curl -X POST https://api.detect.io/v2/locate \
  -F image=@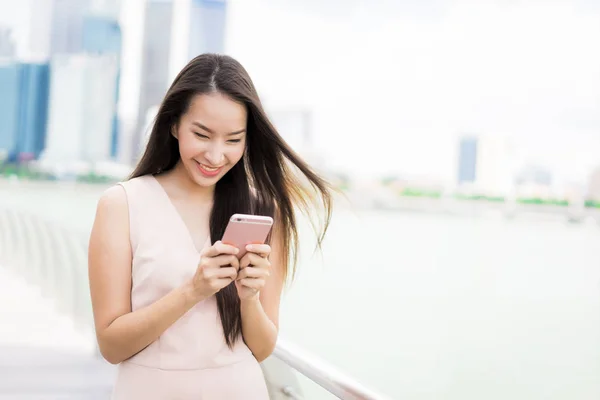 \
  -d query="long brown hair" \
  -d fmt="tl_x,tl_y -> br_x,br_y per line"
129,53 -> 333,347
